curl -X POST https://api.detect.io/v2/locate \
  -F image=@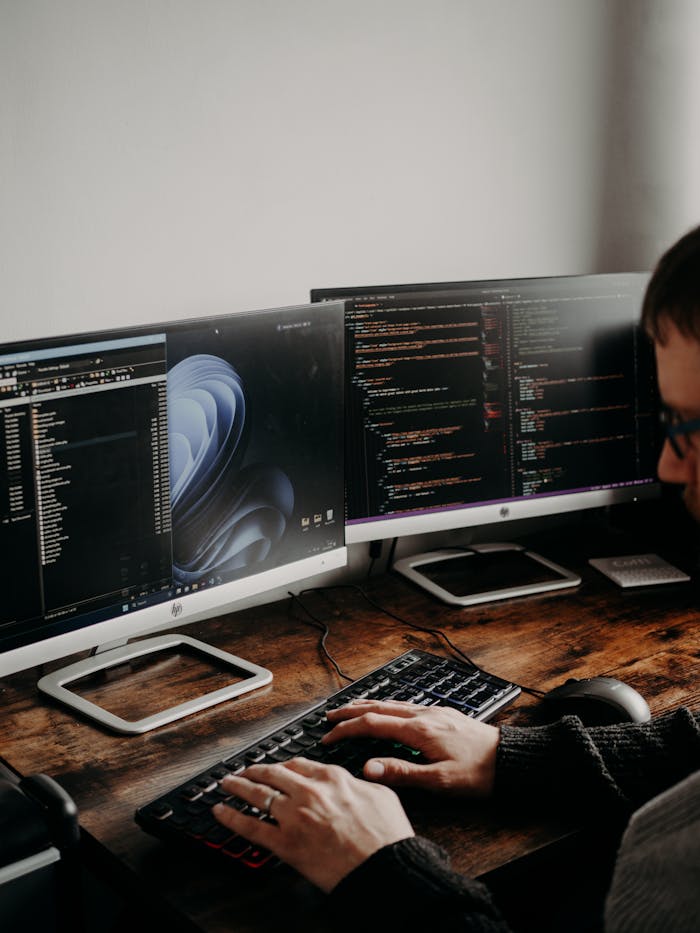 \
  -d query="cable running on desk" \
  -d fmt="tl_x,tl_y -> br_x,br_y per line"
291,584 -> 544,697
